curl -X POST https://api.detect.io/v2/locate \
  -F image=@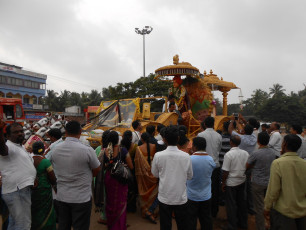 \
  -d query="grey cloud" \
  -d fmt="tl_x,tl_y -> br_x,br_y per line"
0,0 -> 305,103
